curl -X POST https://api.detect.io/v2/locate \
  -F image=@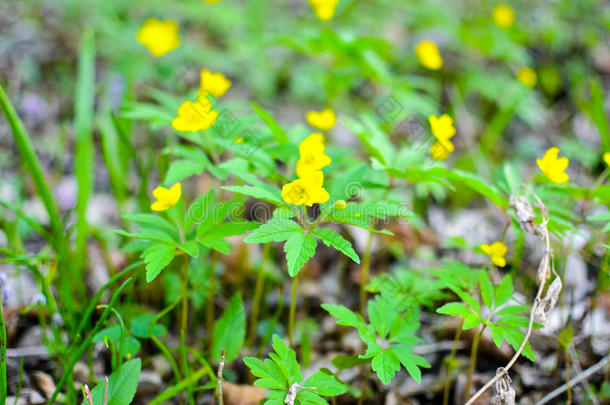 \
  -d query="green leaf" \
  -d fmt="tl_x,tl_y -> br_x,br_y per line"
321,304 -> 374,342
558,326 -> 573,349
179,241 -> 199,258
130,314 -> 168,338
436,302 -> 472,317
392,344 -> 431,383
331,354 -> 369,370
222,185 -> 283,205
244,218 -> 302,243
479,272 -> 494,309
251,102 -> 289,145
123,213 -> 176,234
371,349 -> 400,385
368,295 -> 398,338
141,243 -> 176,282
312,228 -> 360,263
212,293 -> 246,362
284,233 -> 316,277
84,359 -> 141,405
494,275 -> 513,307
165,159 -> 207,184
74,29 -> 96,270
304,369 -> 348,396
242,357 -> 286,390
270,334 -> 302,383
